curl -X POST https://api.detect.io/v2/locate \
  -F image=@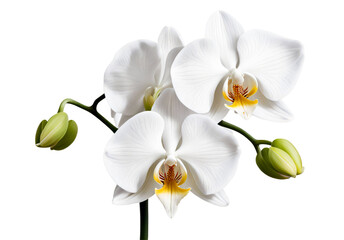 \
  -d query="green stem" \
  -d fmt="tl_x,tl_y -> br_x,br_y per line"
218,120 -> 271,153
255,140 -> 272,145
140,200 -> 149,240
57,94 -> 149,239
57,94 -> 117,133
